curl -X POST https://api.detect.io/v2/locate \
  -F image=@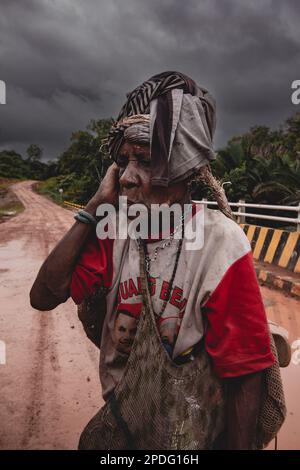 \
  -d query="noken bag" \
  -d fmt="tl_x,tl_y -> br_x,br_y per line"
77,247 -> 226,450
